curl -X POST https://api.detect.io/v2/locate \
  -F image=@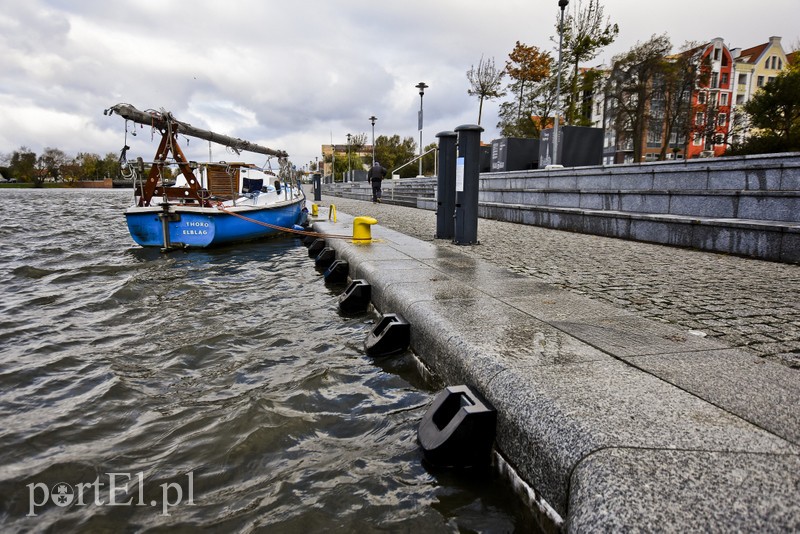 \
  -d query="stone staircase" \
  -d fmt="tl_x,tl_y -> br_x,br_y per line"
324,177 -> 435,208
322,153 -> 800,263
